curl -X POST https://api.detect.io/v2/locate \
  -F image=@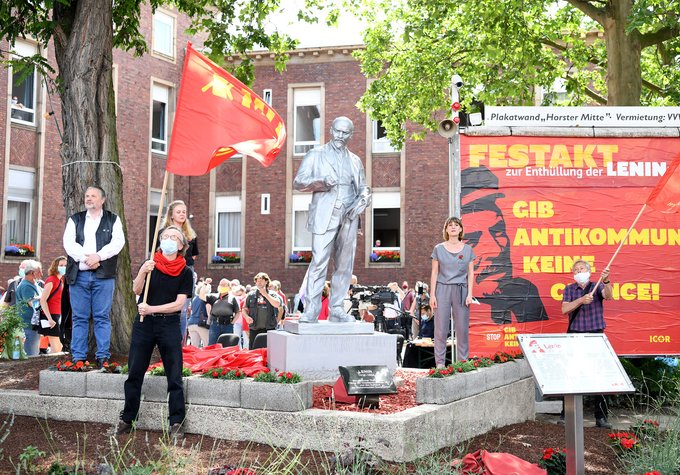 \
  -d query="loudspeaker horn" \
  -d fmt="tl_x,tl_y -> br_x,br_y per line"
437,119 -> 457,138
